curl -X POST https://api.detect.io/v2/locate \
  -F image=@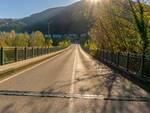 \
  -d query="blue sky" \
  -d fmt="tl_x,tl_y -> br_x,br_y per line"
0,0 -> 80,18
